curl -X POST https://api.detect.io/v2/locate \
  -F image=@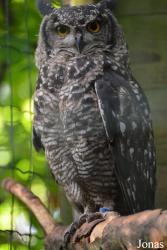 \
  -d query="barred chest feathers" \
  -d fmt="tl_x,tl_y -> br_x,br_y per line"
34,53 -> 119,212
